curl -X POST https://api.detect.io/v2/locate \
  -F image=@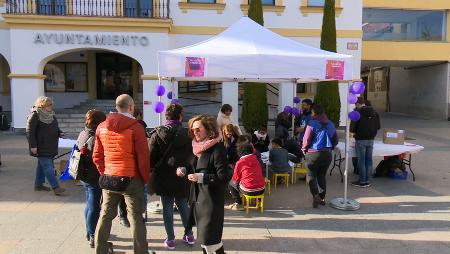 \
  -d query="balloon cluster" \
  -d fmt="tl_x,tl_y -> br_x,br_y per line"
347,81 -> 366,121
153,84 -> 179,114
283,96 -> 302,117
